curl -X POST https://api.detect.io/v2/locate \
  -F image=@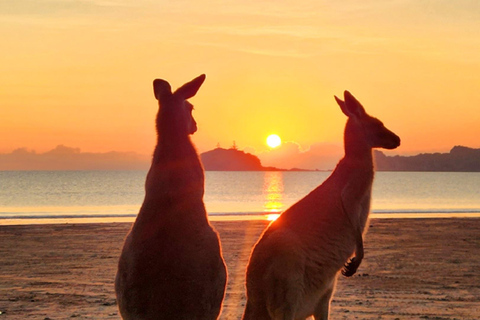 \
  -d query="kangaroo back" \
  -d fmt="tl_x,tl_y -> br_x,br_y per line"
115,75 -> 227,320
243,91 -> 400,320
